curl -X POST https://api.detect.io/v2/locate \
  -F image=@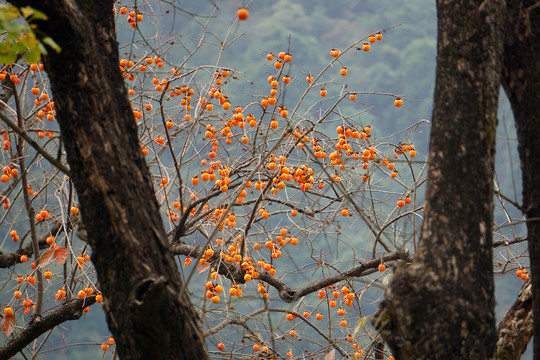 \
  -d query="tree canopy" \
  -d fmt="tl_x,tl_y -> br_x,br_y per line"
0,1 -> 537,359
